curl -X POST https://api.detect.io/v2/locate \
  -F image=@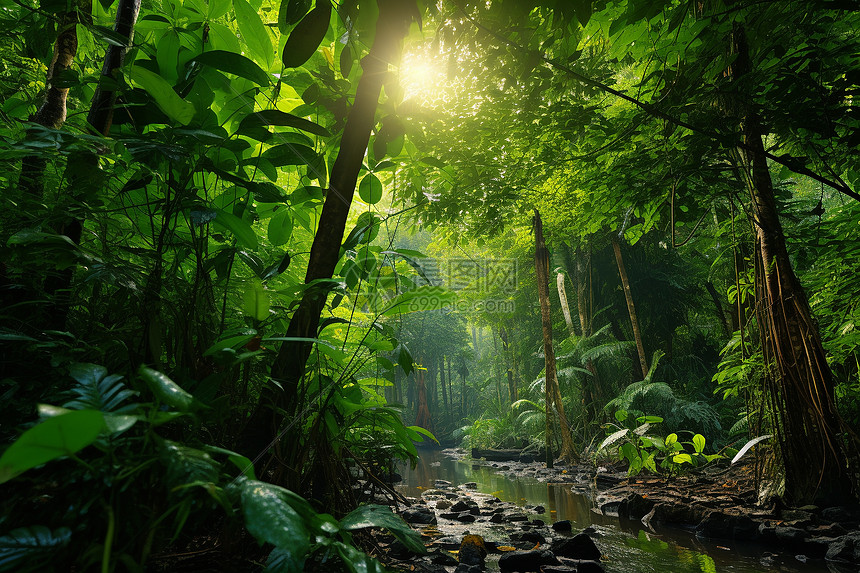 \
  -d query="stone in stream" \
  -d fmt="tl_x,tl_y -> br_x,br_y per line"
825,531 -> 860,565
556,558 -> 605,573
498,549 -> 559,572
551,519 -> 573,532
400,507 -> 436,525
436,499 -> 452,509
510,531 -> 547,546
489,513 -> 506,523
551,533 -> 602,561
452,499 -> 480,513
459,534 -> 487,569
435,479 -> 453,488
